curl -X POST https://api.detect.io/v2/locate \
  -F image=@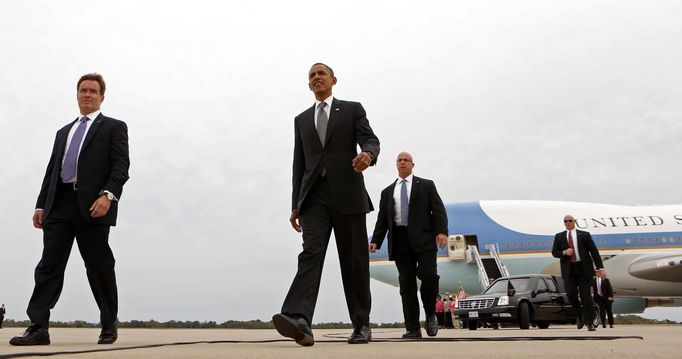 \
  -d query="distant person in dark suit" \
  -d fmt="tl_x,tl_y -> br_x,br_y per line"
551,215 -> 605,331
273,63 -> 380,346
10,73 -> 129,346
369,152 -> 448,339
593,273 -> 614,328
0,304 -> 5,328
